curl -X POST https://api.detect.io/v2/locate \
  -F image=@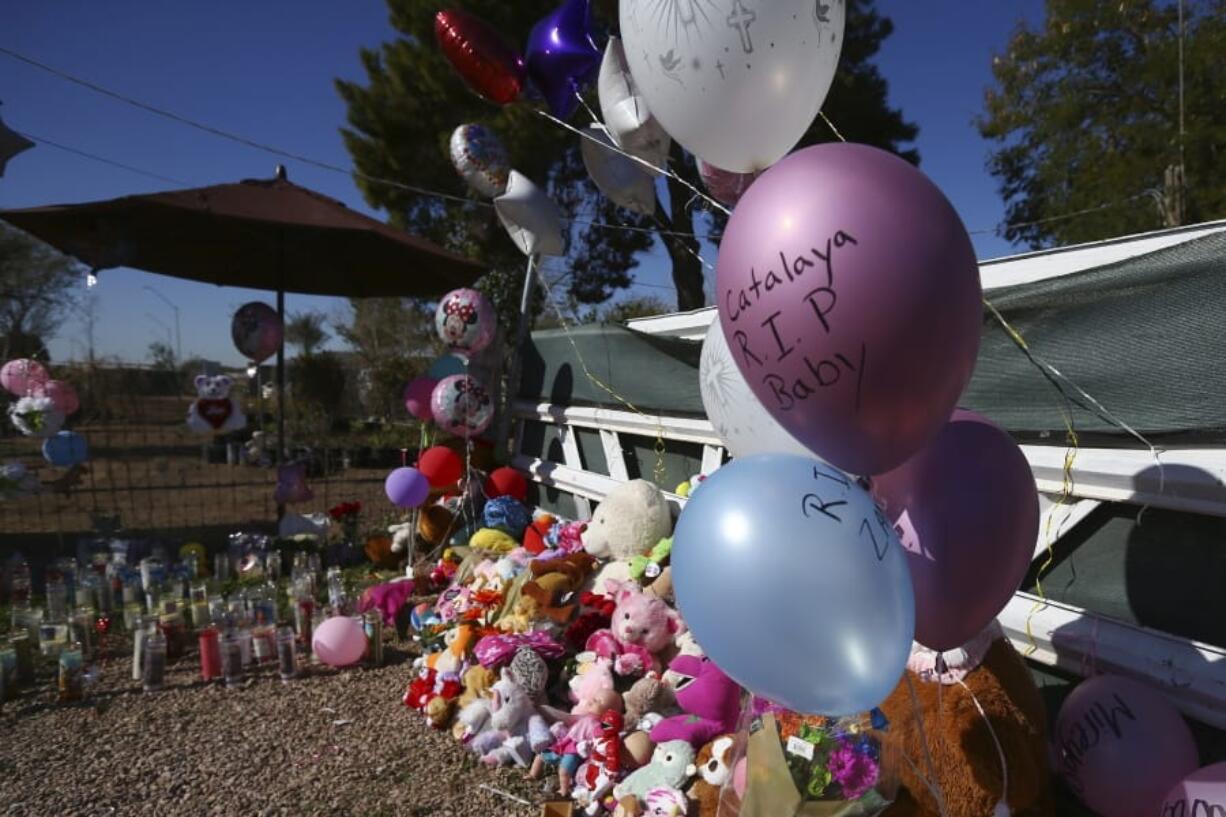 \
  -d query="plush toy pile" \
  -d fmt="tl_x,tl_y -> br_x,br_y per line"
400,477 -> 751,816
